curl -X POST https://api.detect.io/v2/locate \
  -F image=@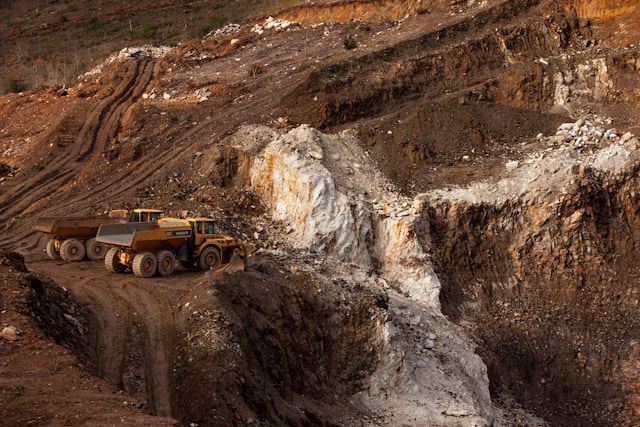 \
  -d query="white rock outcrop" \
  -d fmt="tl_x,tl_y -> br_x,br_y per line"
250,127 -> 372,266
249,125 -> 441,307
553,57 -> 614,109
